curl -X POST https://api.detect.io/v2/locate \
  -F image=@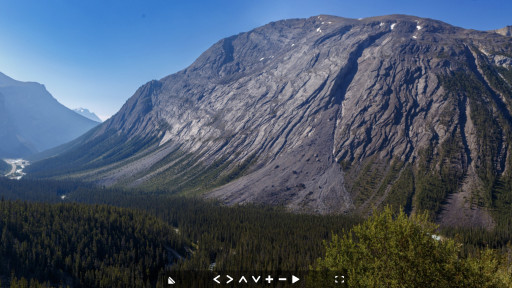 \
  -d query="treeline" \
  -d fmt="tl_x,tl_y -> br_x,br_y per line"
0,200 -> 187,287
0,177 -> 85,203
